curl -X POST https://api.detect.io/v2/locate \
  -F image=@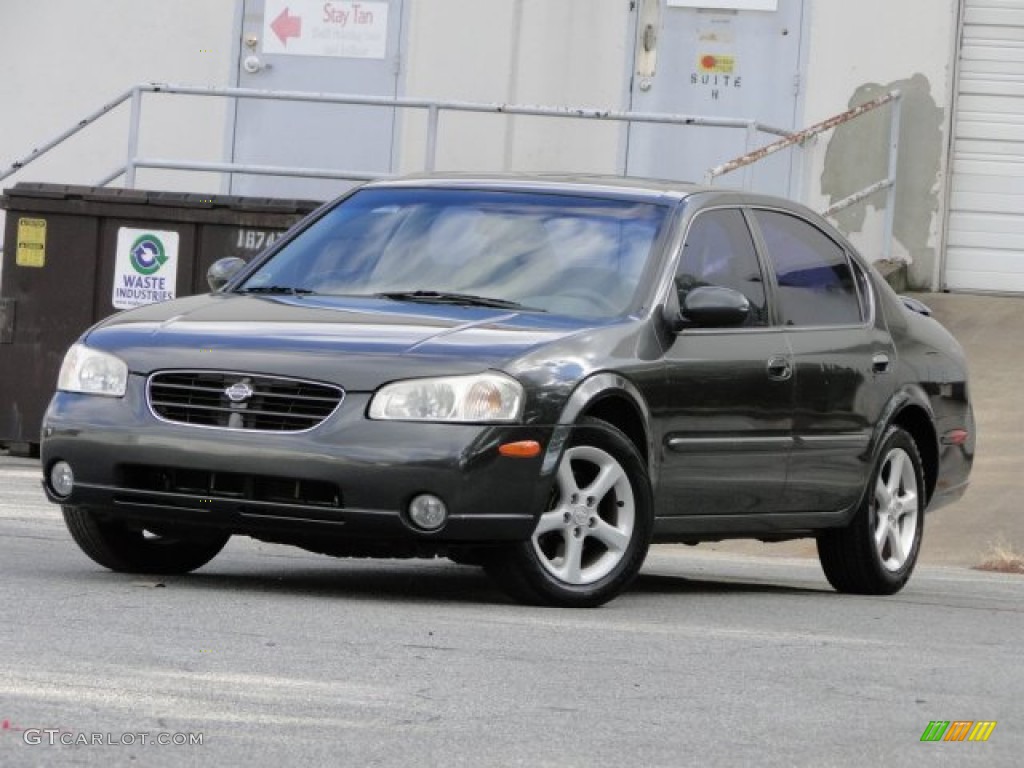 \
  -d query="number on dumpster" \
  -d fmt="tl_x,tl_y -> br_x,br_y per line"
236,230 -> 280,251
